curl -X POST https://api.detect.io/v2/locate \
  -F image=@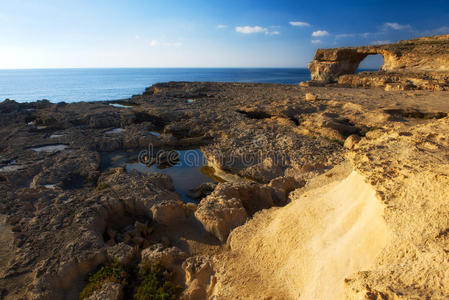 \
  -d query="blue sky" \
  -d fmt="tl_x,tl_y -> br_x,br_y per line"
0,0 -> 448,68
